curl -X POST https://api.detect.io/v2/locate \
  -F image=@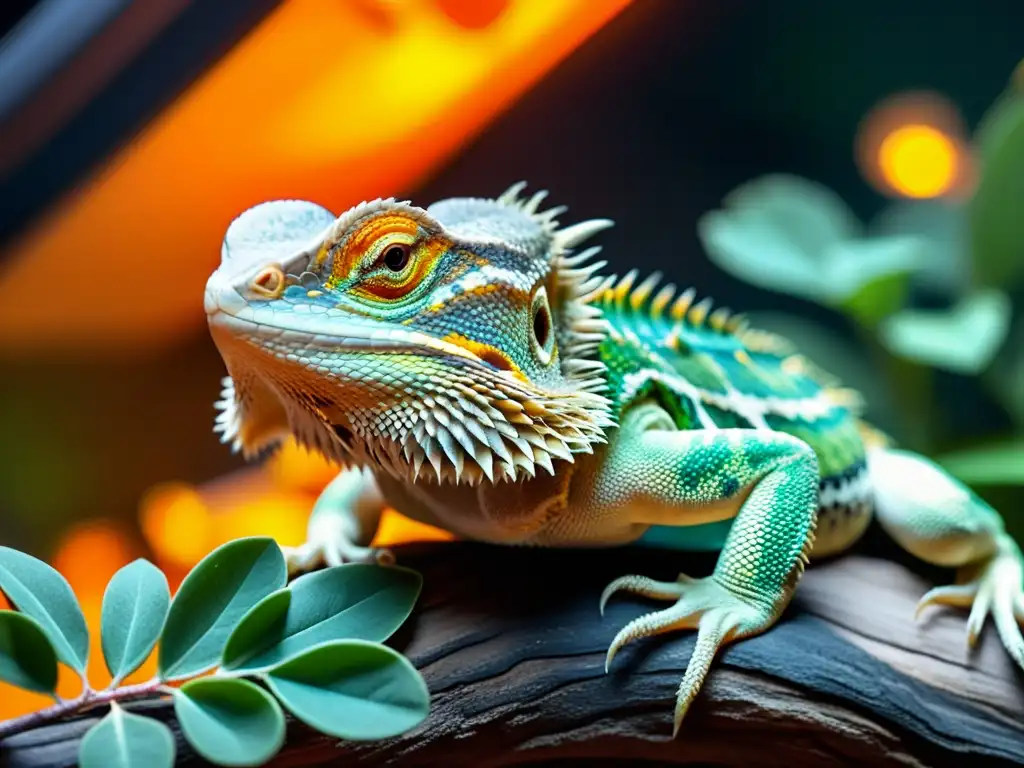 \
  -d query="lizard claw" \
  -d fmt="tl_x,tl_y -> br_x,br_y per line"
600,571 -> 766,735
283,509 -> 394,578
915,535 -> 1024,667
